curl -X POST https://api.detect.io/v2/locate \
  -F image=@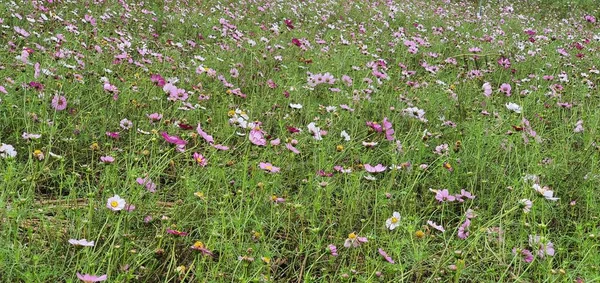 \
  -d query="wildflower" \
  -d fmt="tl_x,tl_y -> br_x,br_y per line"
136,177 -> 157,193
383,117 -> 395,141
366,121 -> 383,132
512,248 -> 534,263
433,189 -> 455,202
33,149 -> 45,160
364,164 -> 386,173
499,83 -> 512,96
120,119 -> 133,130
415,230 -> 426,238
286,143 -> 300,154
482,82 -> 492,97
307,122 -> 323,140
22,132 -> 42,140
505,102 -> 522,113
532,184 -> 559,201
378,248 -> 395,264
51,95 -> 67,111
455,189 -> 475,202
0,144 -> 17,158
249,127 -> 267,146
106,195 -> 126,211
574,120 -> 584,133
105,131 -> 120,139
196,124 -> 214,144
271,195 -> 285,203
166,229 -> 188,236
68,239 -> 95,247
100,156 -> 114,163
147,113 -> 163,123
457,219 -> 471,239
259,162 -> 280,173
76,273 -> 107,283
519,199 -> 533,213
193,152 -> 207,167
529,235 -> 555,258
191,241 -> 213,256
289,103 -> 303,109
328,244 -> 338,256
385,212 -> 401,230
344,232 -> 368,248
427,221 -> 445,232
